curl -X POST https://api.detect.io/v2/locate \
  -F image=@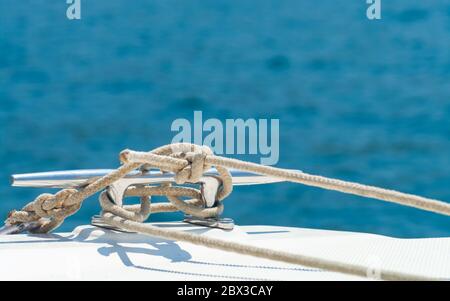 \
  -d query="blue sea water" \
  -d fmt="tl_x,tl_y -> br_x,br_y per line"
0,0 -> 449,237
